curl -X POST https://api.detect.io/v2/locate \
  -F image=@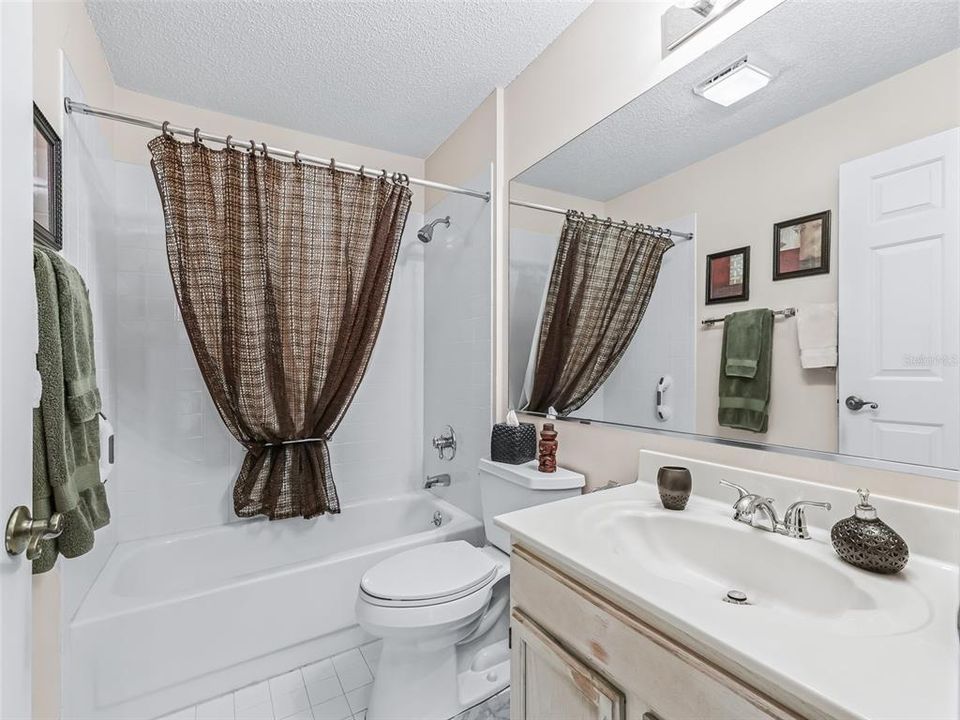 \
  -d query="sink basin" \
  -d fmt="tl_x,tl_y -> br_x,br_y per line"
587,501 -> 930,636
